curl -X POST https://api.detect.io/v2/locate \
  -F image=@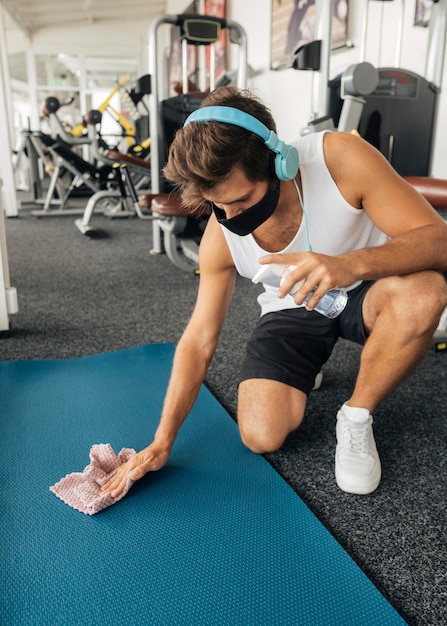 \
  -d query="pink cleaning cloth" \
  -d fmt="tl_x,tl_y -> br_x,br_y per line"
50,443 -> 136,515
